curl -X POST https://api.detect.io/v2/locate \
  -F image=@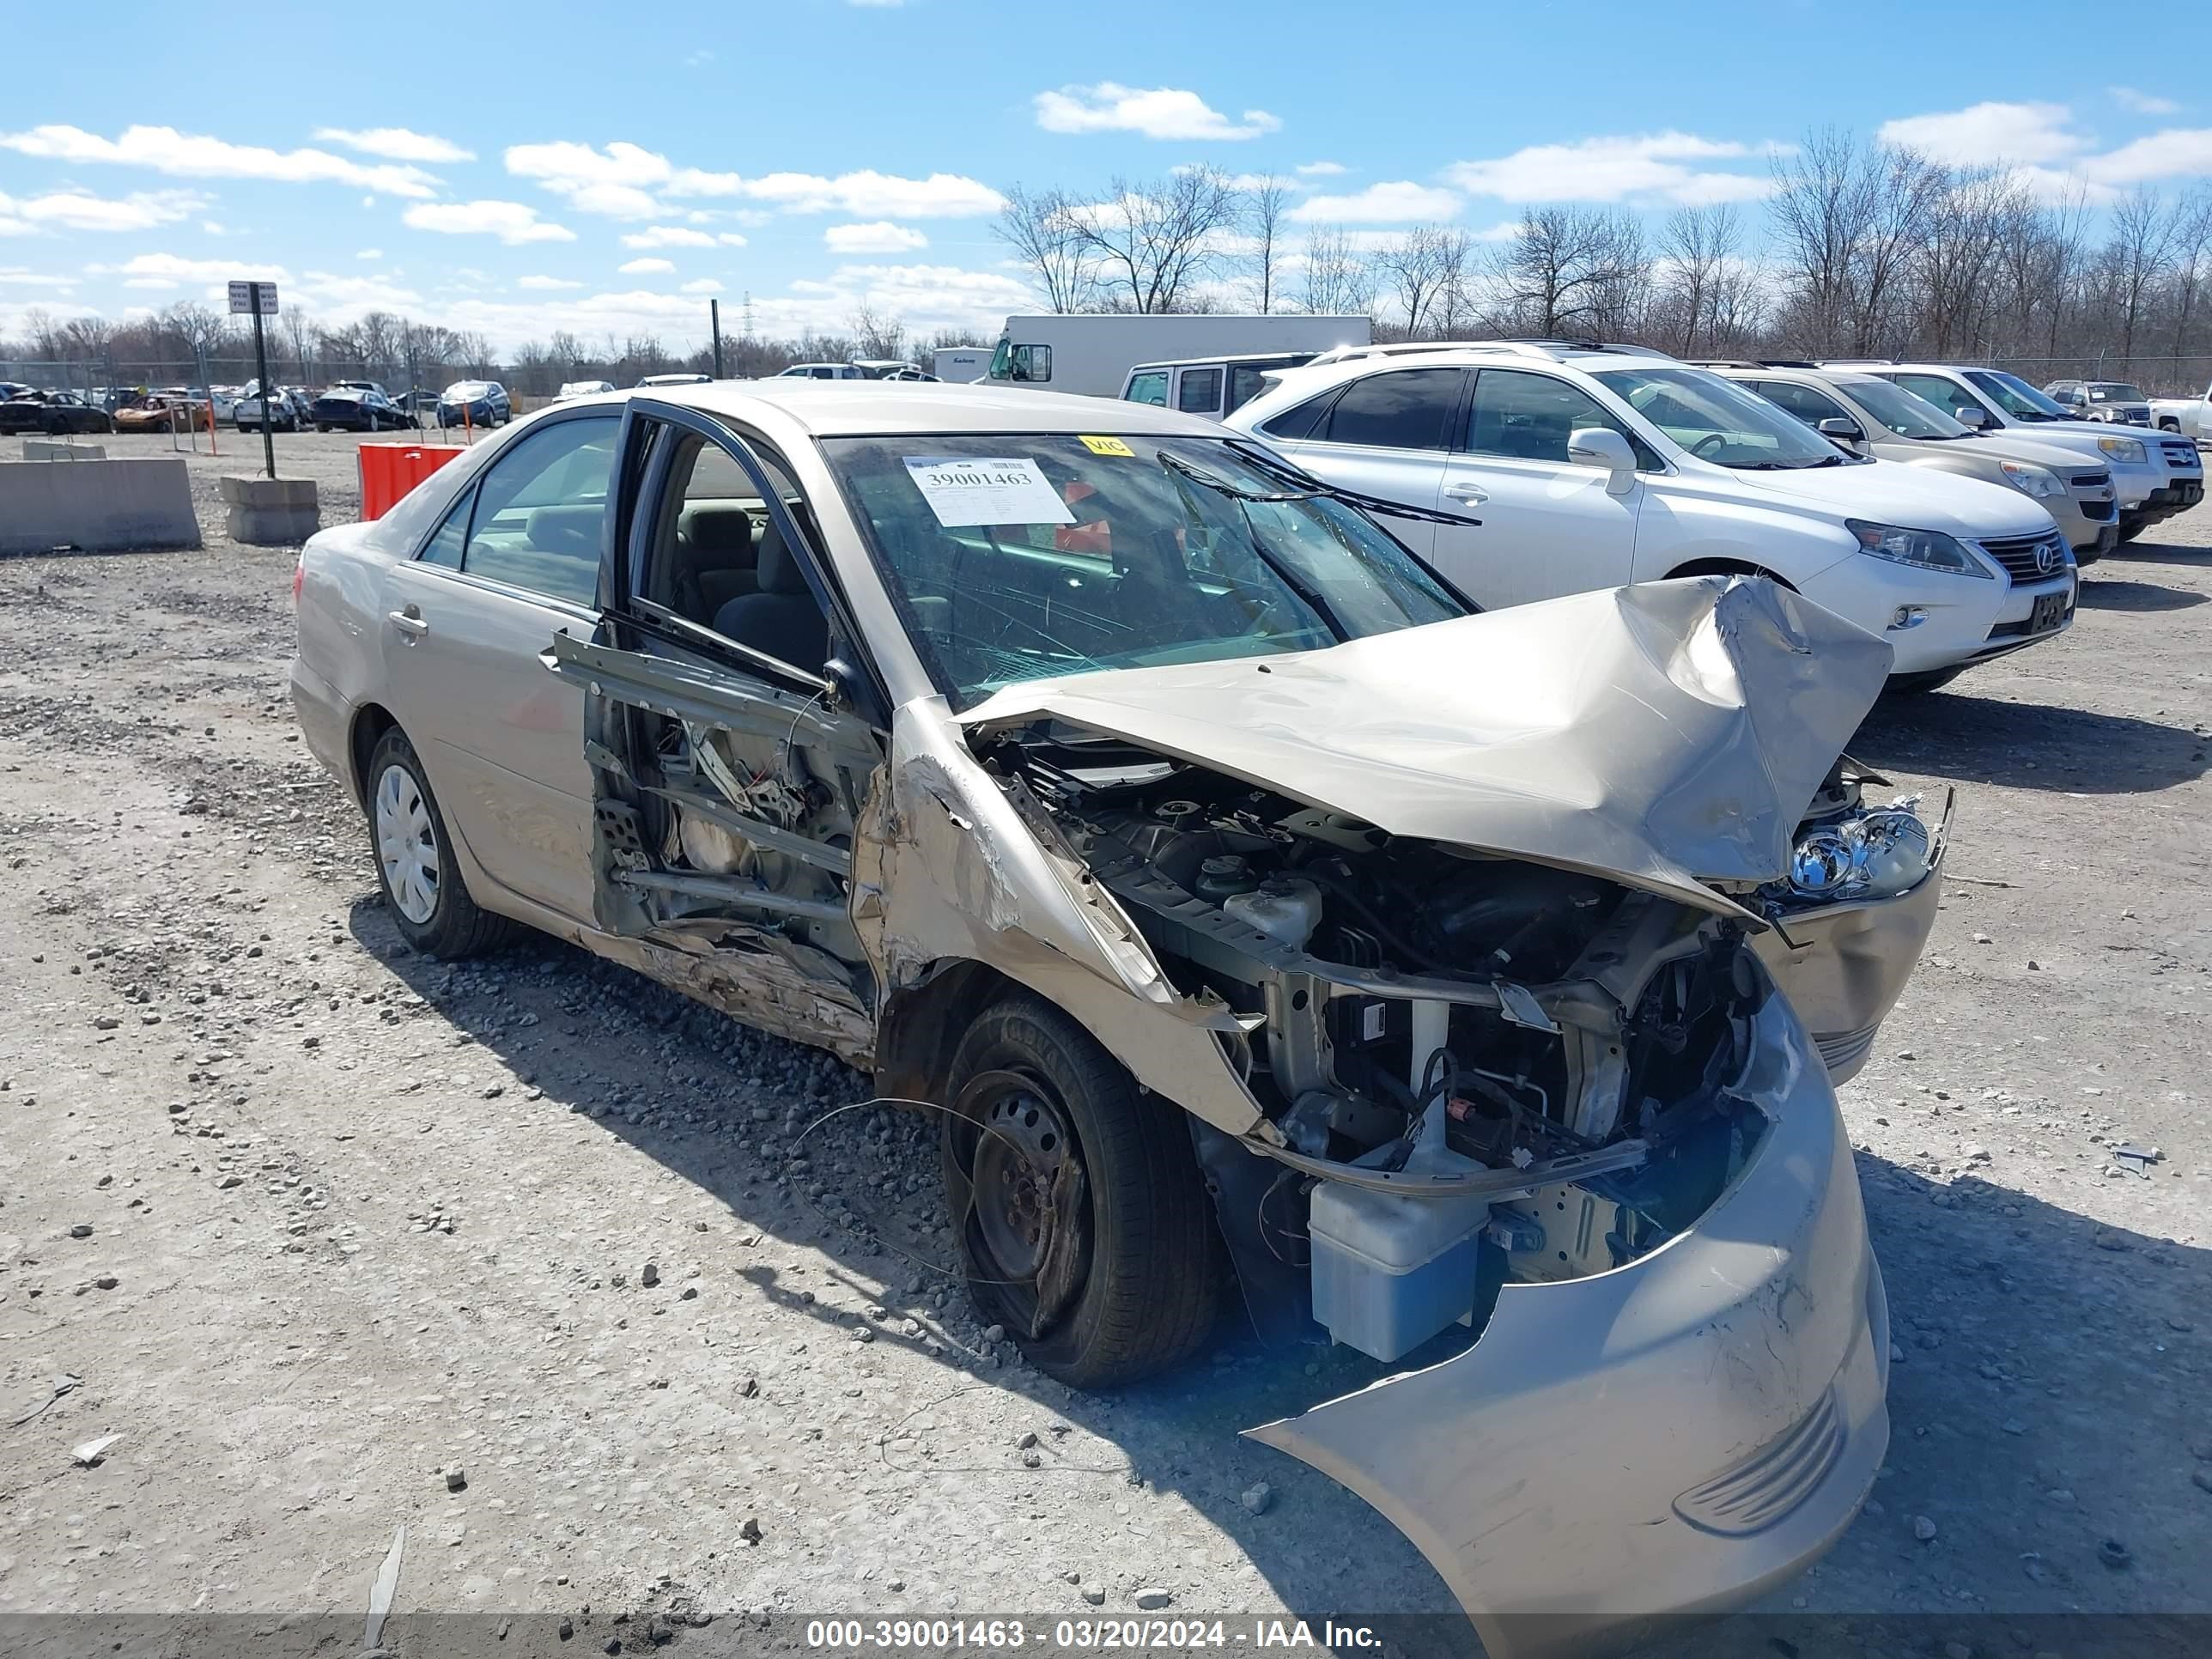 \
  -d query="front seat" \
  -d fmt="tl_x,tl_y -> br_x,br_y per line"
676,503 -> 760,623
712,516 -> 829,669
